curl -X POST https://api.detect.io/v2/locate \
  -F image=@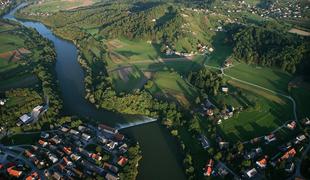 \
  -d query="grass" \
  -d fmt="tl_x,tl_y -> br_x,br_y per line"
225,62 -> 292,93
0,33 -> 24,53
216,80 -> 293,142
205,32 -> 233,67
110,65 -> 145,93
22,0 -> 100,13
148,71 -> 198,107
